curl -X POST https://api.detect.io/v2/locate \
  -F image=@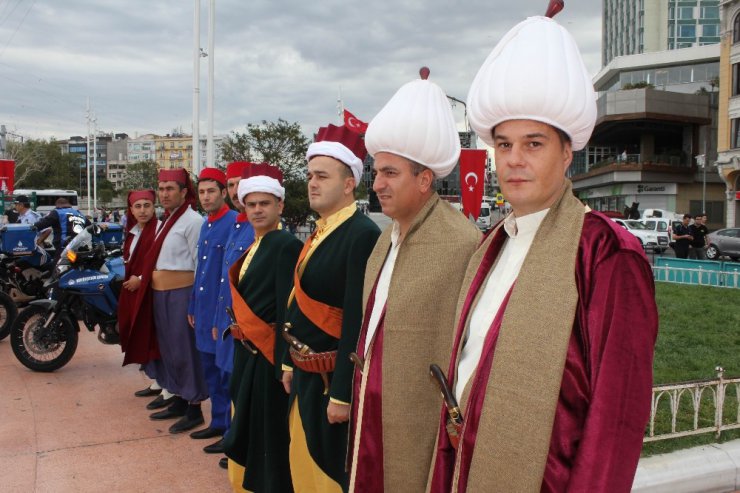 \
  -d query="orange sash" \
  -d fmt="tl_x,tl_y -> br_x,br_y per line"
293,236 -> 343,339
227,249 -> 276,365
